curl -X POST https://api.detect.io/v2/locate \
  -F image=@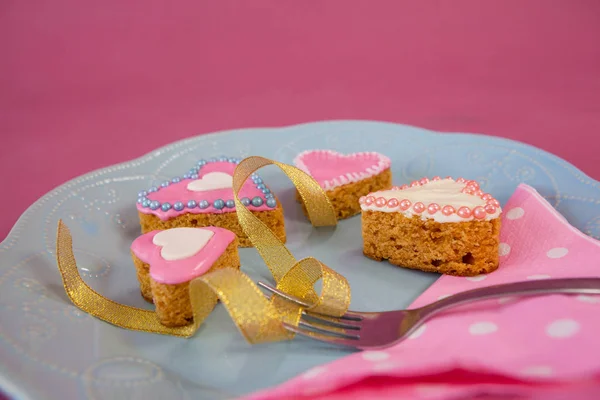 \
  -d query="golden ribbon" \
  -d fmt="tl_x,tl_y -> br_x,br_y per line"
55,156 -> 351,343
